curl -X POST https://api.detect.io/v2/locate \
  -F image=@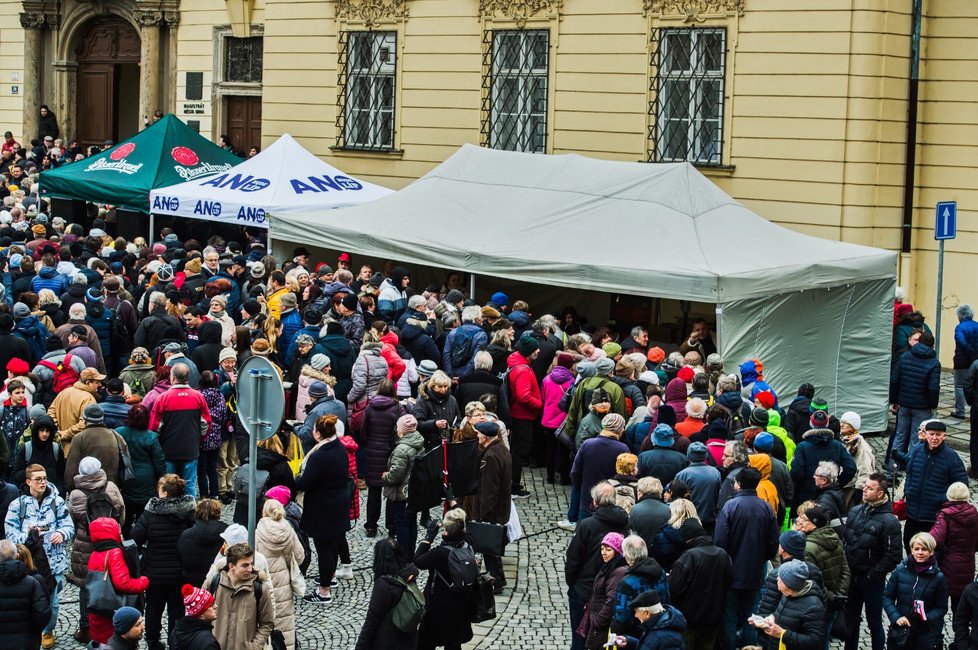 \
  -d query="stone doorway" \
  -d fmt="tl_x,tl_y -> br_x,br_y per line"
74,17 -> 141,149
